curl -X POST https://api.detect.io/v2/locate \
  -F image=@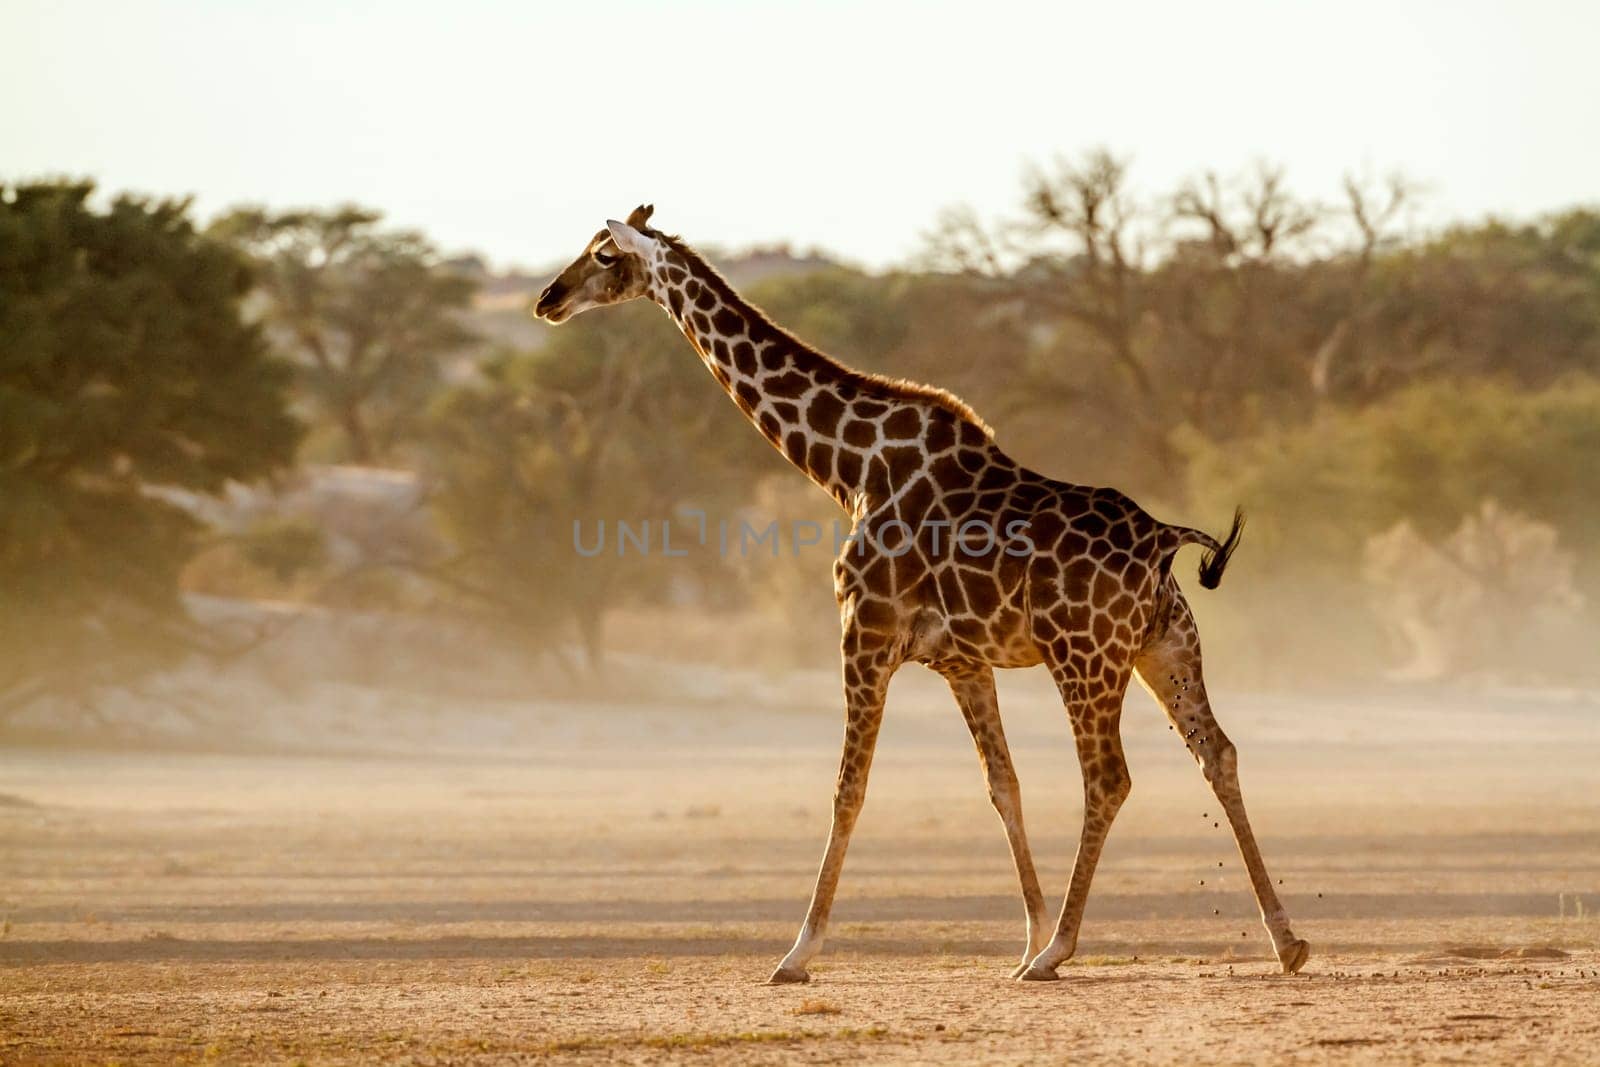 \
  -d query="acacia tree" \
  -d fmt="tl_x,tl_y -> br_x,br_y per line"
0,181 -> 301,718
425,290 -> 779,670
924,150 -> 1415,493
422,320 -> 658,673
1354,208 -> 1600,395
211,207 -> 476,464
421,279 -> 843,672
